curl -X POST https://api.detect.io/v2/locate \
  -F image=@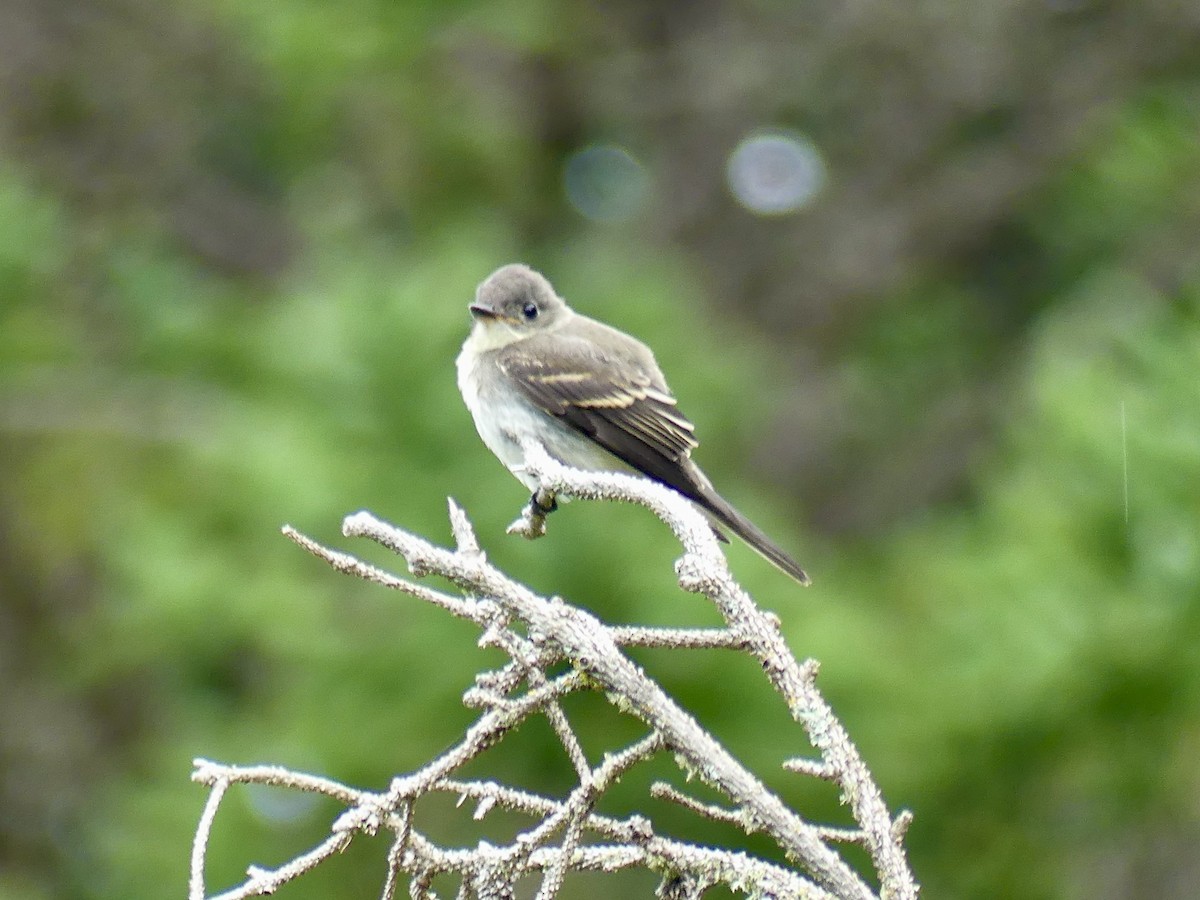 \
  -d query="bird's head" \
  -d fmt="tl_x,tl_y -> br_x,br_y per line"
469,264 -> 570,341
